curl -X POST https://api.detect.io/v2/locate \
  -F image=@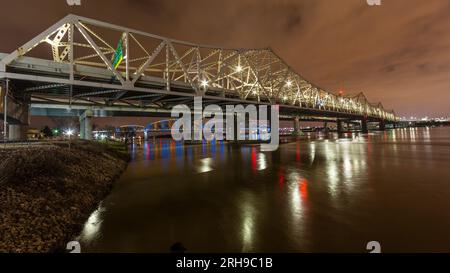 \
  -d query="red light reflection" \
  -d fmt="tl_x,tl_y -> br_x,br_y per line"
278,167 -> 285,189
251,147 -> 257,172
299,179 -> 308,200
